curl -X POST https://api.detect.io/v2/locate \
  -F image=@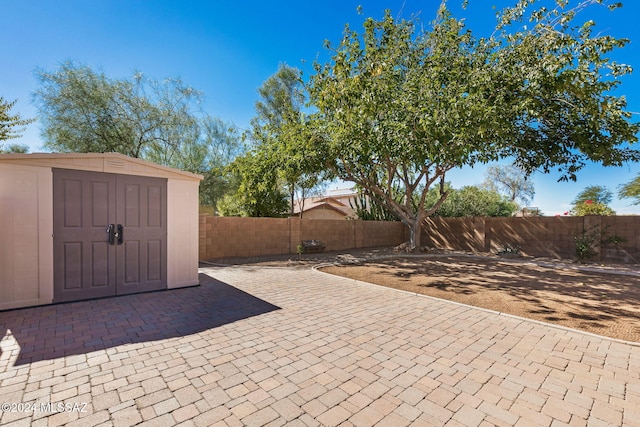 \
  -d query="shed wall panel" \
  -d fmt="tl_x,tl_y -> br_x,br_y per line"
0,164 -> 53,310
167,179 -> 200,289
